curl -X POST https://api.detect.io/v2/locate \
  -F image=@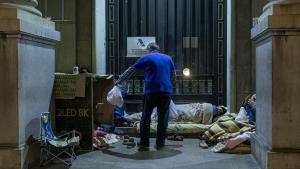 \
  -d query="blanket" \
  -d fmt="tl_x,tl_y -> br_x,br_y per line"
203,114 -> 255,142
175,103 -> 213,124
125,102 -> 214,124
135,122 -> 211,135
